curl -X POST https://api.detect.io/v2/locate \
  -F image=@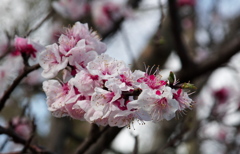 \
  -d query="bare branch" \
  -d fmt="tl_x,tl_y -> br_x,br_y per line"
0,125 -> 52,154
168,0 -> 195,69
133,135 -> 139,154
177,35 -> 240,82
75,125 -> 110,154
25,9 -> 54,37
0,64 -> 40,111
